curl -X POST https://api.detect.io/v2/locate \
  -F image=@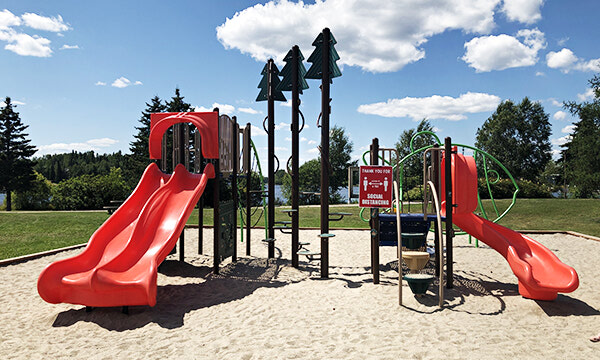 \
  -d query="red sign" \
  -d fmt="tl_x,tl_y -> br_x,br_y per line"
359,166 -> 393,208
